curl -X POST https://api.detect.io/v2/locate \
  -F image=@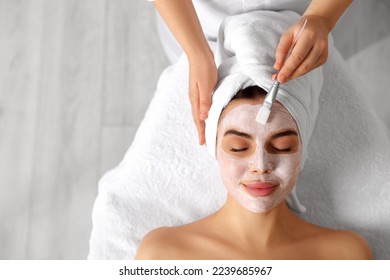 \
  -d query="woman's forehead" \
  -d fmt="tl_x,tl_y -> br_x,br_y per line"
219,101 -> 298,133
